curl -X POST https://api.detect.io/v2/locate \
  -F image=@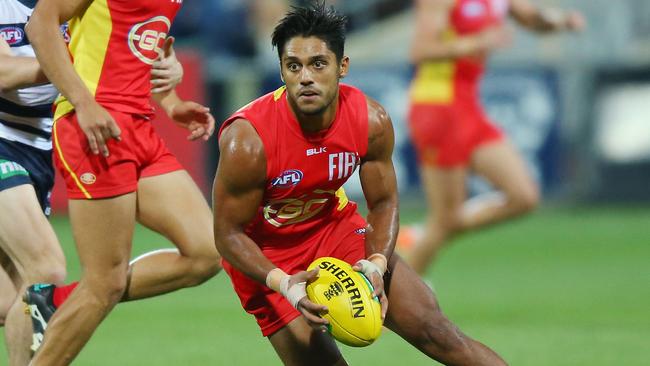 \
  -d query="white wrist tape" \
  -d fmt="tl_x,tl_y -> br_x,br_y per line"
280,276 -> 307,309
266,268 -> 307,309
265,268 -> 288,293
357,253 -> 388,278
